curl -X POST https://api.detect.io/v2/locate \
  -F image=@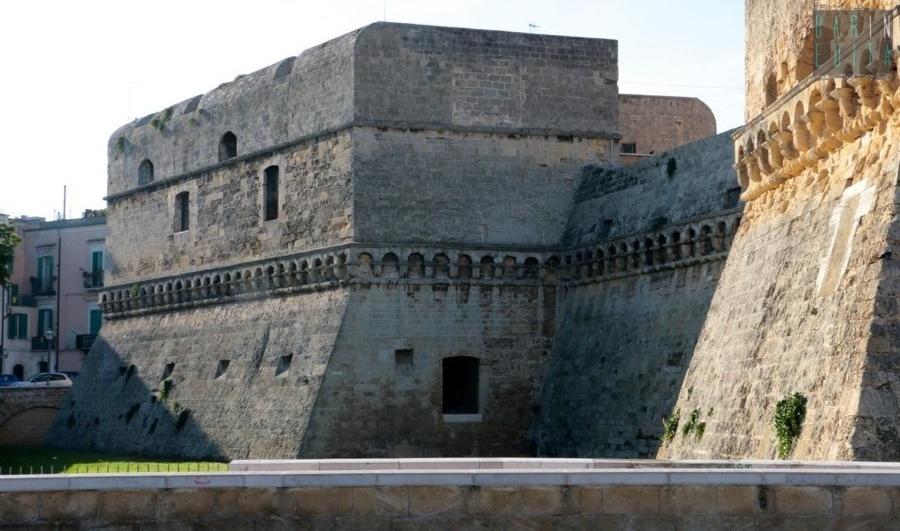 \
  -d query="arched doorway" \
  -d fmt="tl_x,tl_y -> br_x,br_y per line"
12,364 -> 24,381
